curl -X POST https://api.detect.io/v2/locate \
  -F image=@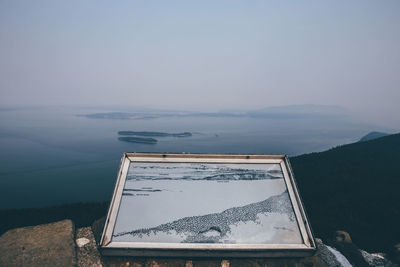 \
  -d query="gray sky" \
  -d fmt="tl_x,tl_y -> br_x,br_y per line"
0,1 -> 399,126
